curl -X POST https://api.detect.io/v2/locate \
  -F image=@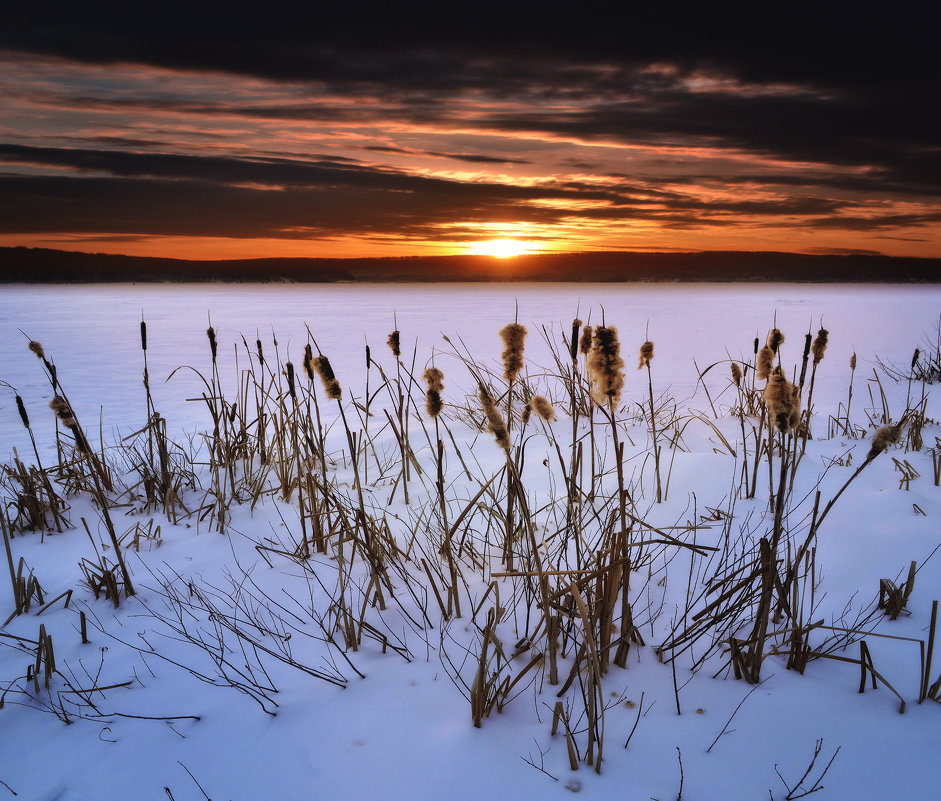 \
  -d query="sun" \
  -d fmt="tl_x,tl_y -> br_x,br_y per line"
470,239 -> 531,258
